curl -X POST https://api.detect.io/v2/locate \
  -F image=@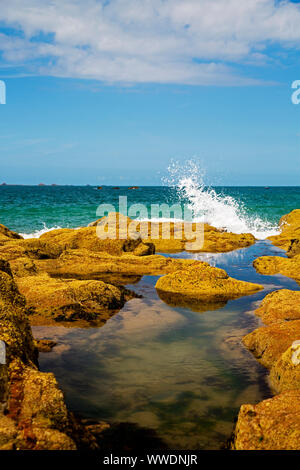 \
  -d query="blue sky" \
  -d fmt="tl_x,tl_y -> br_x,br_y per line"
0,0 -> 300,185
